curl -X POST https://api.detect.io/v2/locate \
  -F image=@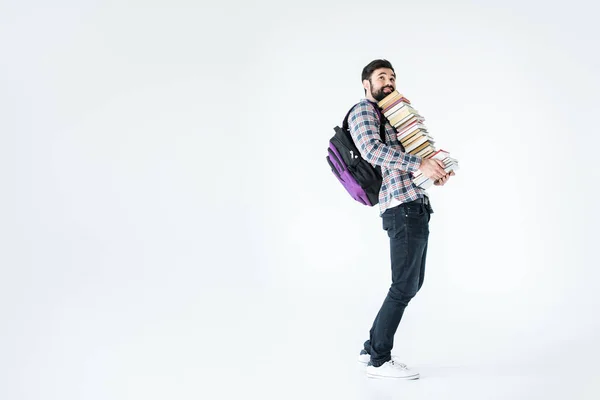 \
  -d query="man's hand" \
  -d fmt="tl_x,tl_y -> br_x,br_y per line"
434,170 -> 455,186
418,158 -> 447,181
